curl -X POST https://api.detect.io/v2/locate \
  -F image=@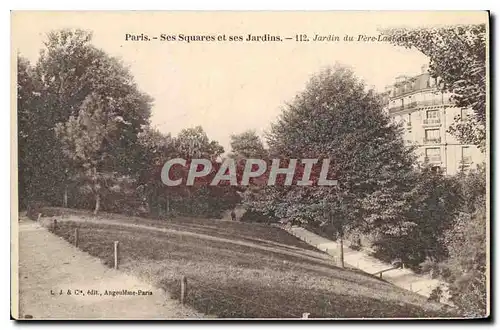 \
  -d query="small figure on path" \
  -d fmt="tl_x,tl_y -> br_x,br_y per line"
230,210 -> 236,221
